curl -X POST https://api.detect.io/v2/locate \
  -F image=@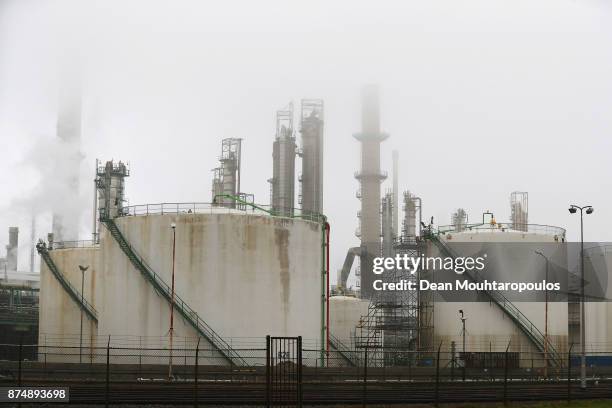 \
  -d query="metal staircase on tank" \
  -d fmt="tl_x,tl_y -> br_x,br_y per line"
101,217 -> 247,366
425,232 -> 563,368
328,333 -> 361,367
36,242 -> 98,323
